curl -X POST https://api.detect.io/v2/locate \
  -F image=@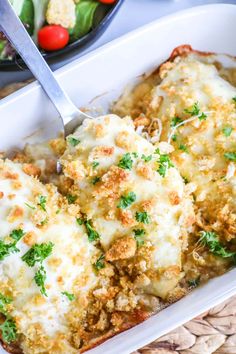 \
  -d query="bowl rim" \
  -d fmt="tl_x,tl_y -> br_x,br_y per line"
0,0 -> 124,69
